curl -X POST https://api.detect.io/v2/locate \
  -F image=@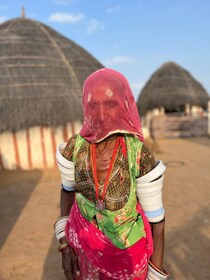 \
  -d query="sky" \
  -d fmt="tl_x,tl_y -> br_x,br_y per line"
0,0 -> 210,99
